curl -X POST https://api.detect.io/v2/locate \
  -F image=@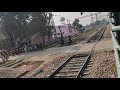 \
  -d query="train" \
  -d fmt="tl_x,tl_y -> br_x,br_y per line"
108,12 -> 120,78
